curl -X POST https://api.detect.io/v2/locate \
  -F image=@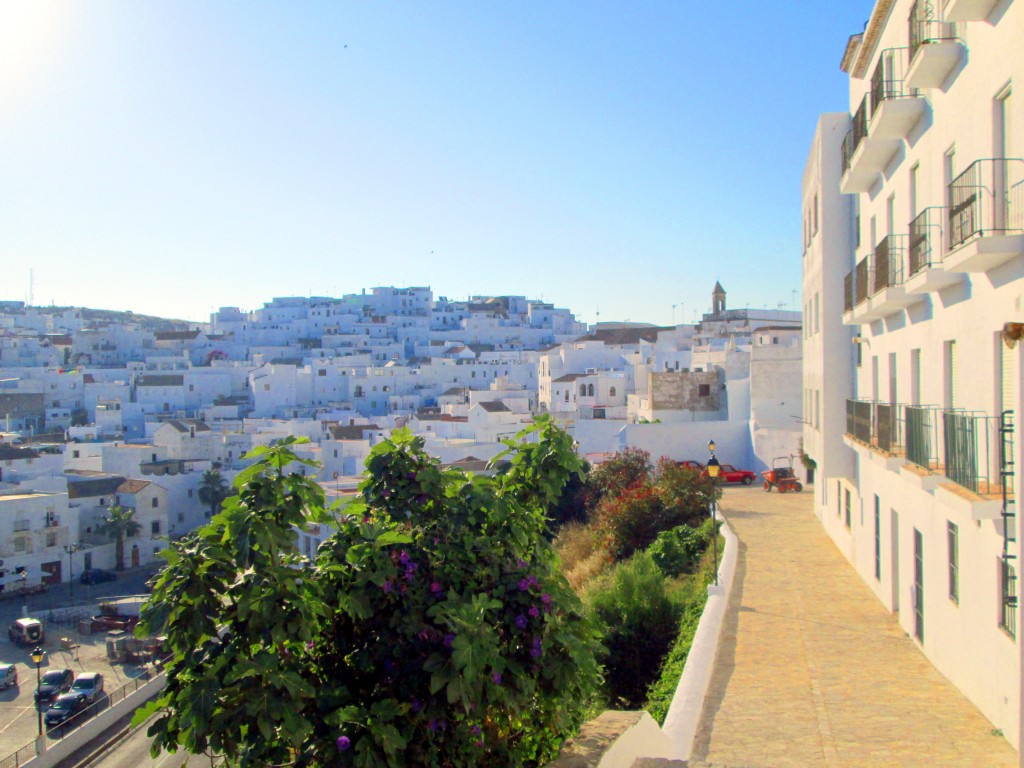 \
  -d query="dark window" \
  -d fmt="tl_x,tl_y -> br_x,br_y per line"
874,496 -> 881,581
948,522 -> 959,603
698,384 -> 711,397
